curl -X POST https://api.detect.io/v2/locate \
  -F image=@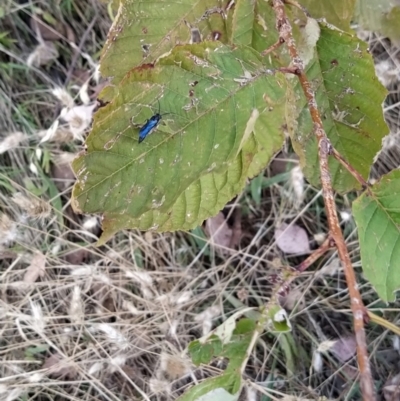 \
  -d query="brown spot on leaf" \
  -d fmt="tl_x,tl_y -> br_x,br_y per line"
125,63 -> 154,80
135,63 -> 155,72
